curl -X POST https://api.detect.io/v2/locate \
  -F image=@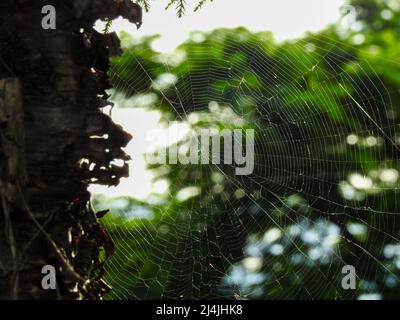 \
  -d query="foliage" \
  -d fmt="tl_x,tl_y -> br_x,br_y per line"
137,0 -> 213,16
103,18 -> 113,33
